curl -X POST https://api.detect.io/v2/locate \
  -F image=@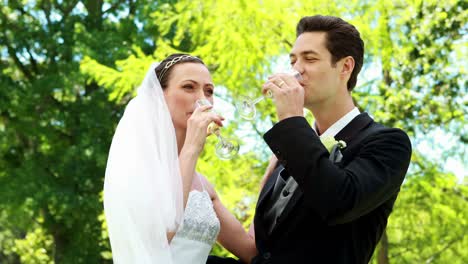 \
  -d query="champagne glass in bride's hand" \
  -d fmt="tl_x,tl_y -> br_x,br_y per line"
196,99 -> 239,160
235,69 -> 303,120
